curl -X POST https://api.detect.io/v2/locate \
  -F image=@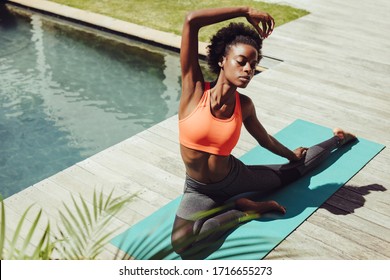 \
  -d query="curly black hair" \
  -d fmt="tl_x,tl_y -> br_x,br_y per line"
206,22 -> 263,75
